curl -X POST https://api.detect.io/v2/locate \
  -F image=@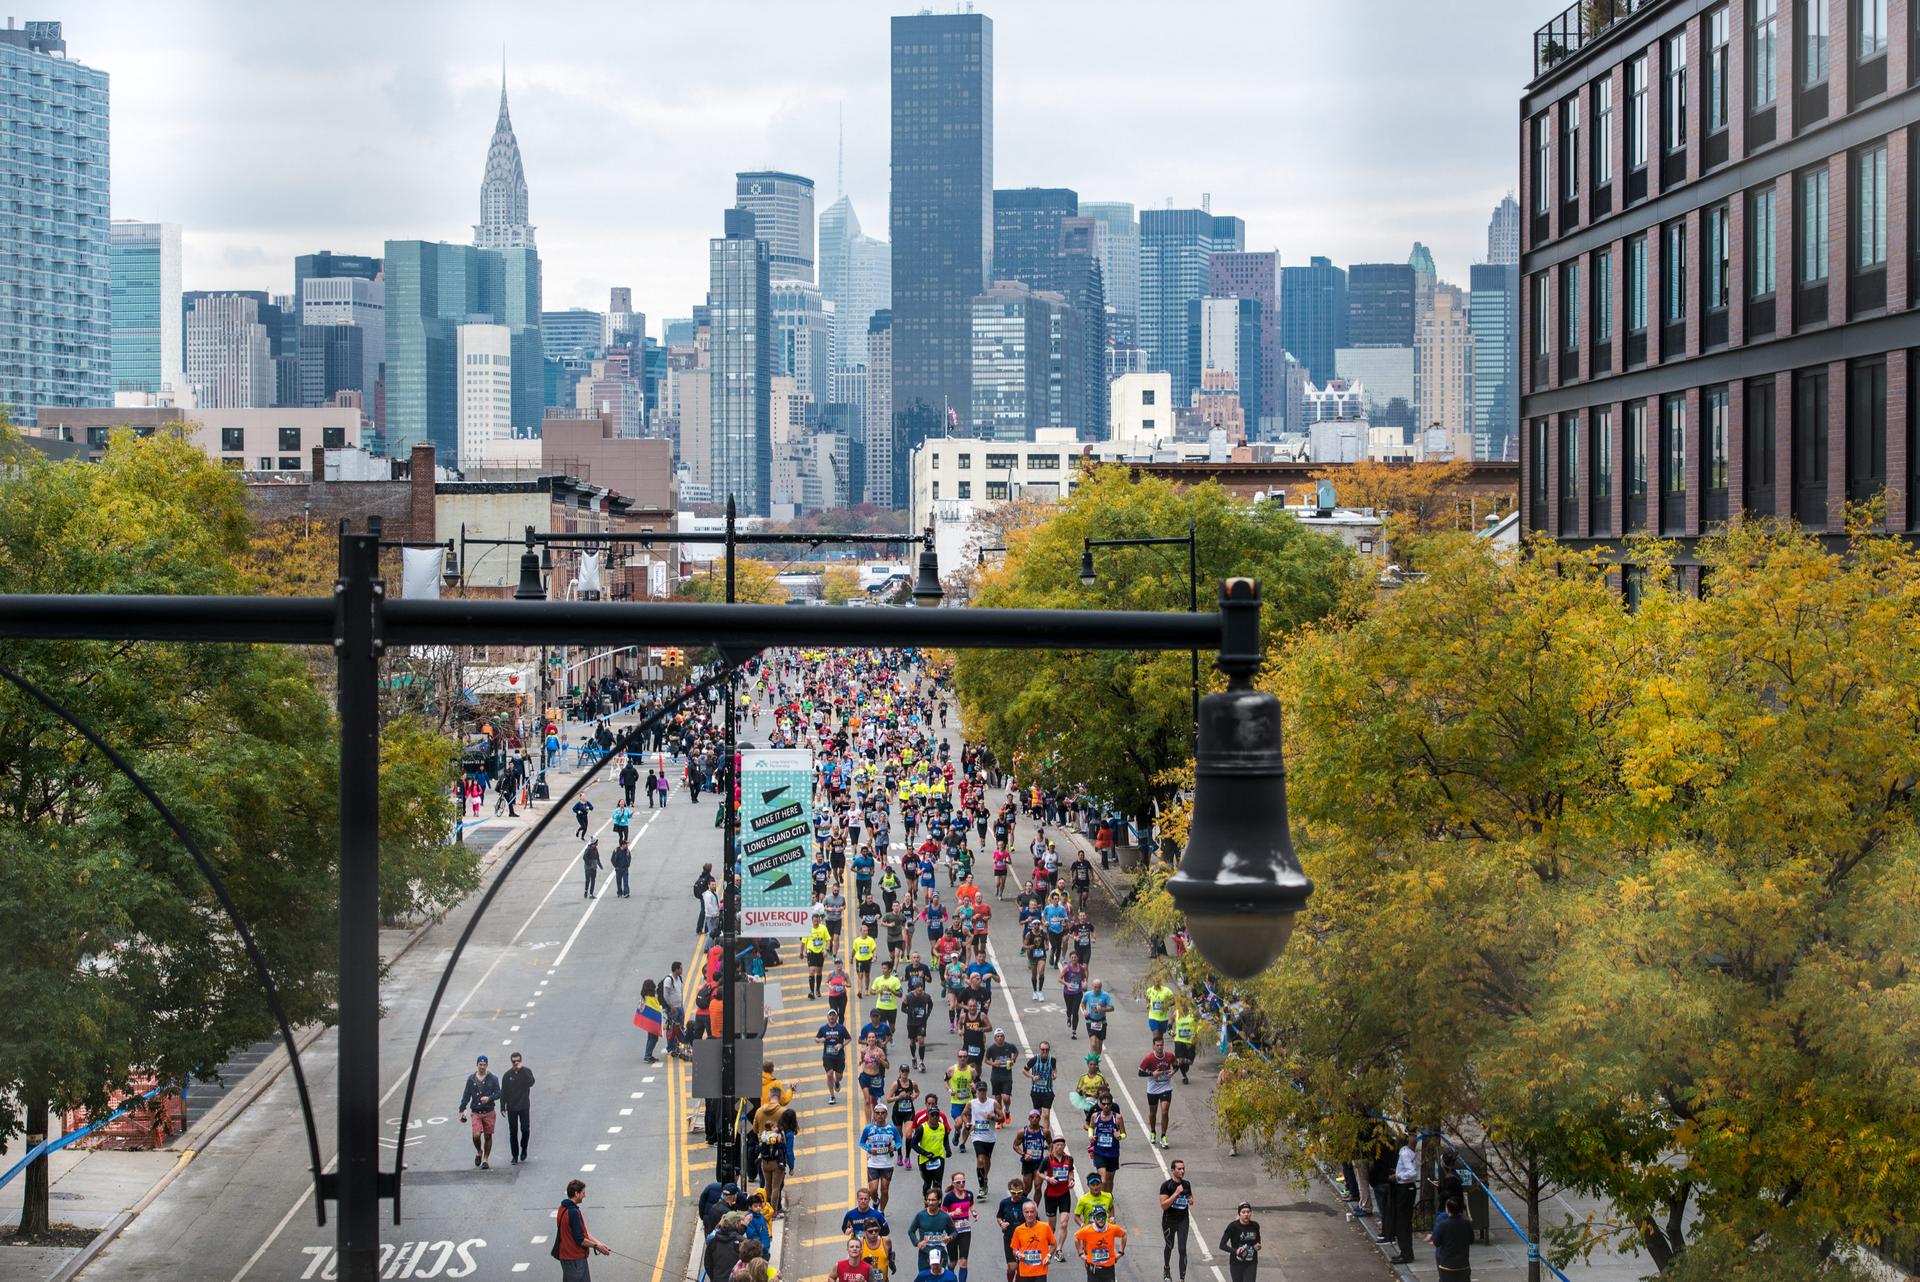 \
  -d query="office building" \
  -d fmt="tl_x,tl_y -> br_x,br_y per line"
865,312 -> 895,507
298,324 -> 366,413
384,239 -> 543,455
1517,0 -> 1920,566
993,188 -> 1079,286
970,281 -> 1063,441
542,309 -> 605,359
1415,288 -> 1474,456
770,280 -> 834,417
1347,263 -> 1418,347
890,11 -> 993,459
674,310 -> 714,494
574,374 -> 642,440
1304,379 -> 1368,424
1188,295 -> 1264,431
111,221 -> 183,396
605,287 -> 640,347
1141,208 -> 1245,404
709,208 -> 772,514
293,251 -> 382,330
186,294 -> 274,408
737,172 -> 816,284
1,21 -> 109,424
1208,251 -> 1279,435
1109,371 -> 1174,450
1280,256 -> 1347,387
1470,263 -> 1519,462
36,405 -> 360,472
1335,345 -> 1416,433
456,323 -> 513,462
475,73 -> 534,250
1408,241 -> 1438,327
1083,202 -> 1140,344
300,275 -> 383,413
820,195 -> 891,370
664,317 -> 696,350
1487,193 -> 1520,267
